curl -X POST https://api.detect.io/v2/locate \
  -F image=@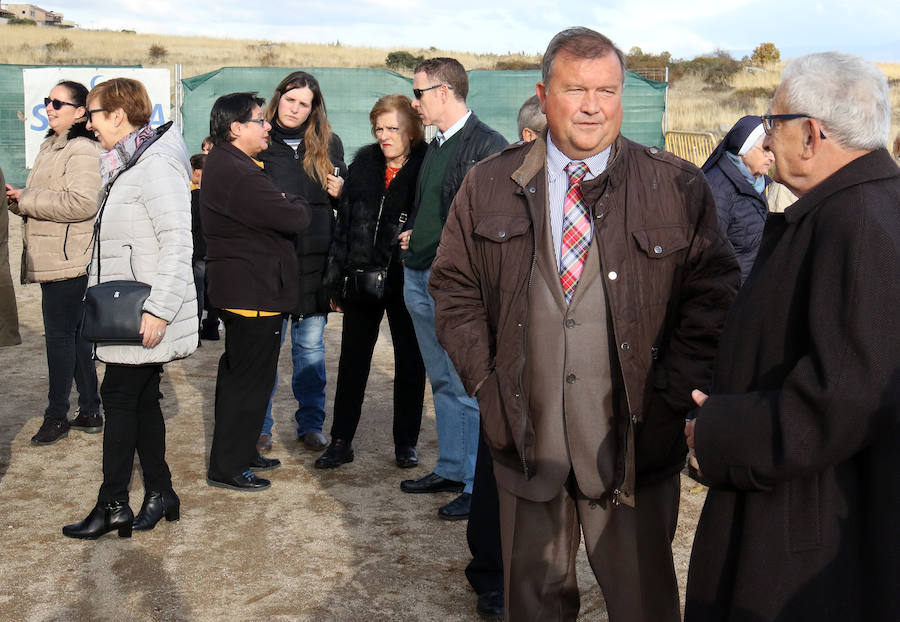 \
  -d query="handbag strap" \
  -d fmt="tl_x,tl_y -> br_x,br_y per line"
88,125 -> 166,288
